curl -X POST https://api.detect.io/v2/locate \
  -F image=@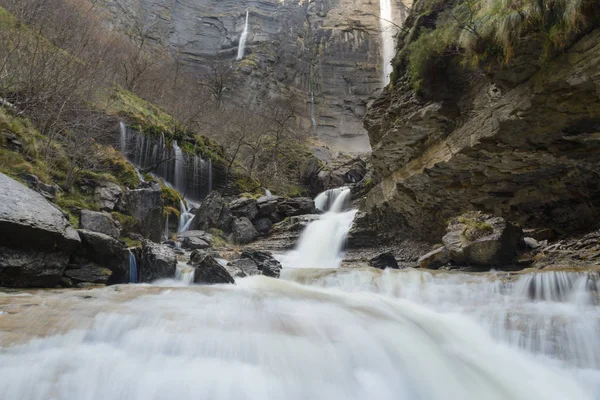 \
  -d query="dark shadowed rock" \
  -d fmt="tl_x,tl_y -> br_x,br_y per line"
188,252 -> 235,284
253,217 -> 273,235
256,196 -> 282,217
20,173 -> 60,200
80,210 -> 120,239
191,191 -> 233,232
229,197 -> 259,220
227,258 -> 260,277
241,250 -> 282,278
231,218 -> 258,244
277,197 -> 316,217
75,230 -> 129,284
125,183 -> 162,242
442,212 -> 523,266
368,251 -> 399,269
139,240 -> 177,282
0,173 -> 80,287
95,181 -> 123,211
418,247 -> 450,270
64,263 -> 112,284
